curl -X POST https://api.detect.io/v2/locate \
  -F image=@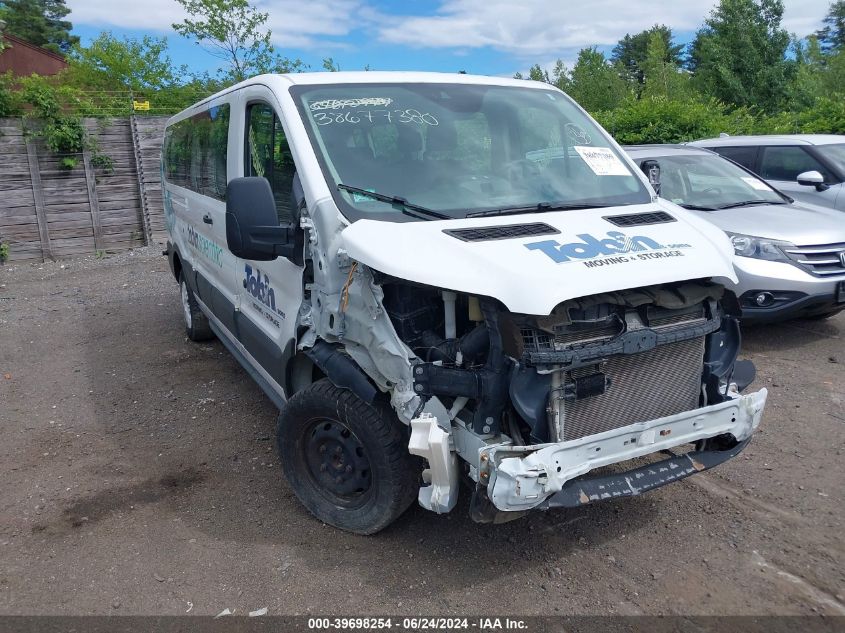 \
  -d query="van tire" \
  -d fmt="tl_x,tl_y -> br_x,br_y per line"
179,272 -> 214,342
276,379 -> 419,534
